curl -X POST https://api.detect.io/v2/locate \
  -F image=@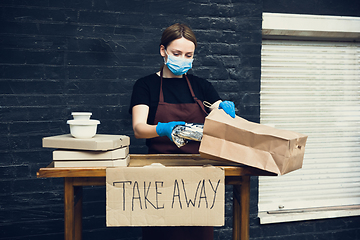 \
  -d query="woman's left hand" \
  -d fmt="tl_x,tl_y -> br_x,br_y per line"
219,101 -> 236,118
